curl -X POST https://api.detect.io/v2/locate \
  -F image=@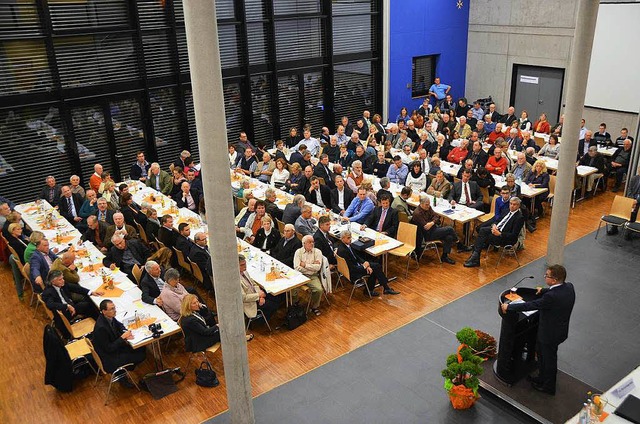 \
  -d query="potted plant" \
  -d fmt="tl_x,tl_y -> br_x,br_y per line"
442,327 -> 485,409
469,329 -> 497,360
